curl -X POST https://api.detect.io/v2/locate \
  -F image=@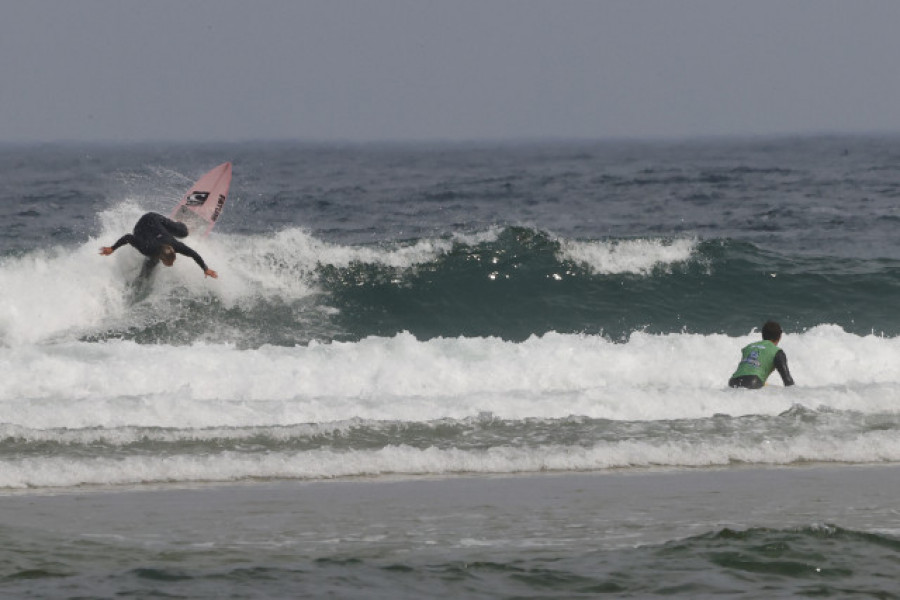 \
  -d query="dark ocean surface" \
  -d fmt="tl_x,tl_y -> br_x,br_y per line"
3,136 -> 900,597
